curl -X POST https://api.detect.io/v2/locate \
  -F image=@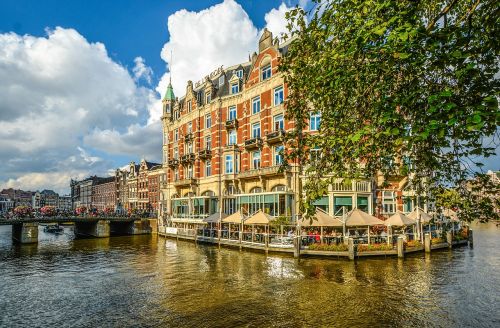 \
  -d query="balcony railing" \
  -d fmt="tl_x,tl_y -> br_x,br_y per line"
266,129 -> 285,144
168,159 -> 179,167
225,119 -> 238,129
184,132 -> 193,142
238,165 -> 289,179
222,173 -> 238,182
160,181 -> 168,188
331,180 -> 371,192
244,137 -> 263,150
174,178 -> 197,187
198,148 -> 212,159
180,153 -> 196,163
